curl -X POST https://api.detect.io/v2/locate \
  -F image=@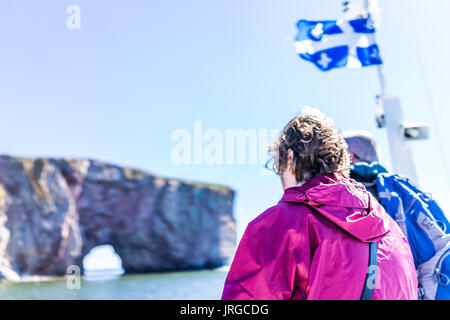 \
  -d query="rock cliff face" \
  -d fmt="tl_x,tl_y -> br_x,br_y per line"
0,155 -> 235,279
